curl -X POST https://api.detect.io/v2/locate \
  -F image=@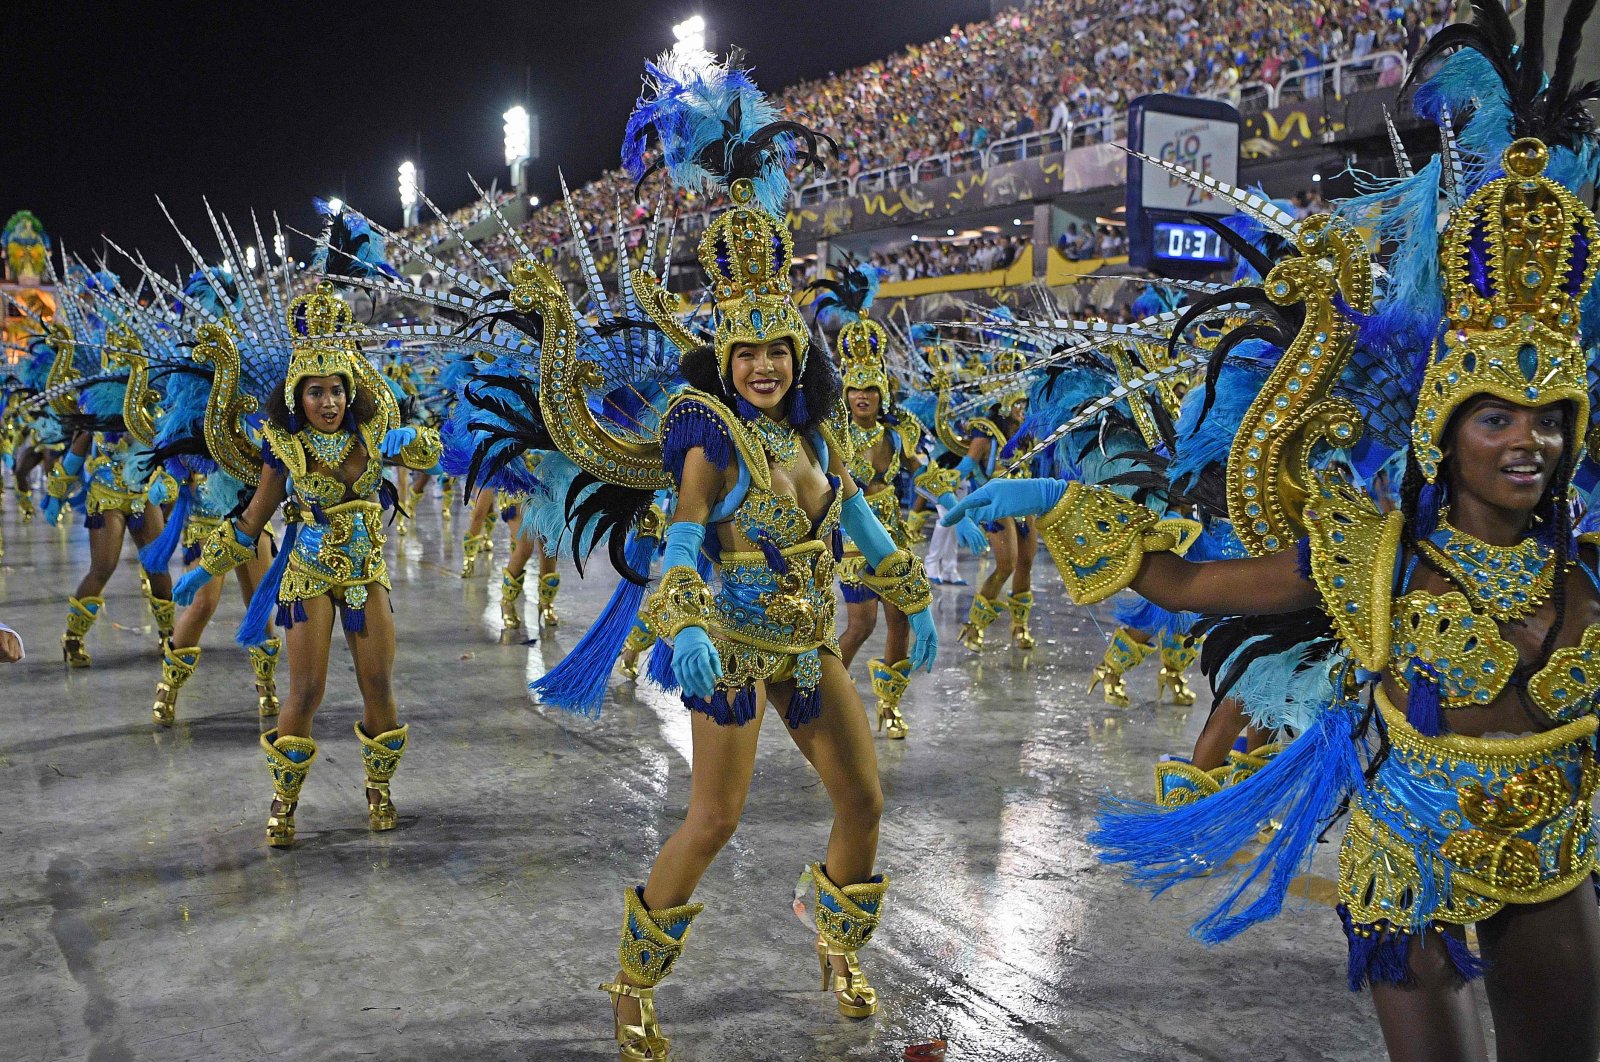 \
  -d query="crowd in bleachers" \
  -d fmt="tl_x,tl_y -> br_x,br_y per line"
870,233 -> 1031,283
401,0 -> 1456,284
